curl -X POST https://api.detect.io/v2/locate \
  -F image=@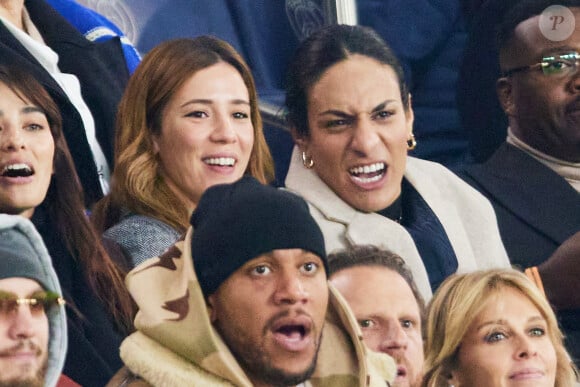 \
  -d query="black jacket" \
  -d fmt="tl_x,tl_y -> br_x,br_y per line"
461,143 -> 580,364
0,0 -> 129,205
33,207 -> 123,387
